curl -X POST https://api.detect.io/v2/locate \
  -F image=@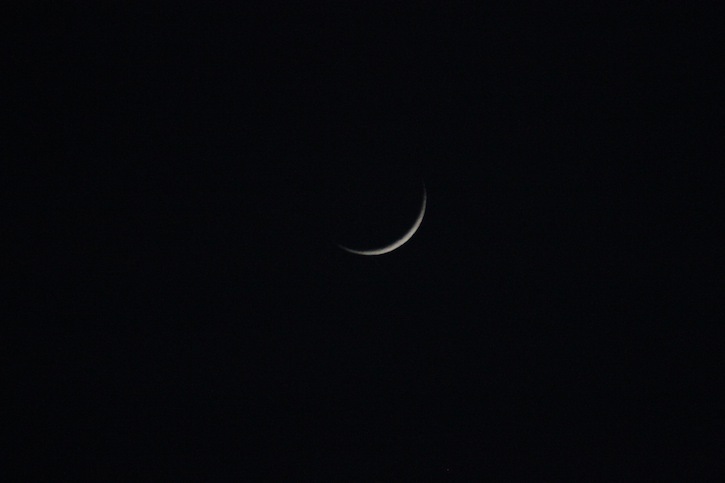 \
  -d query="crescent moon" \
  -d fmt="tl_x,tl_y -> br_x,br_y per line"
338,183 -> 426,256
